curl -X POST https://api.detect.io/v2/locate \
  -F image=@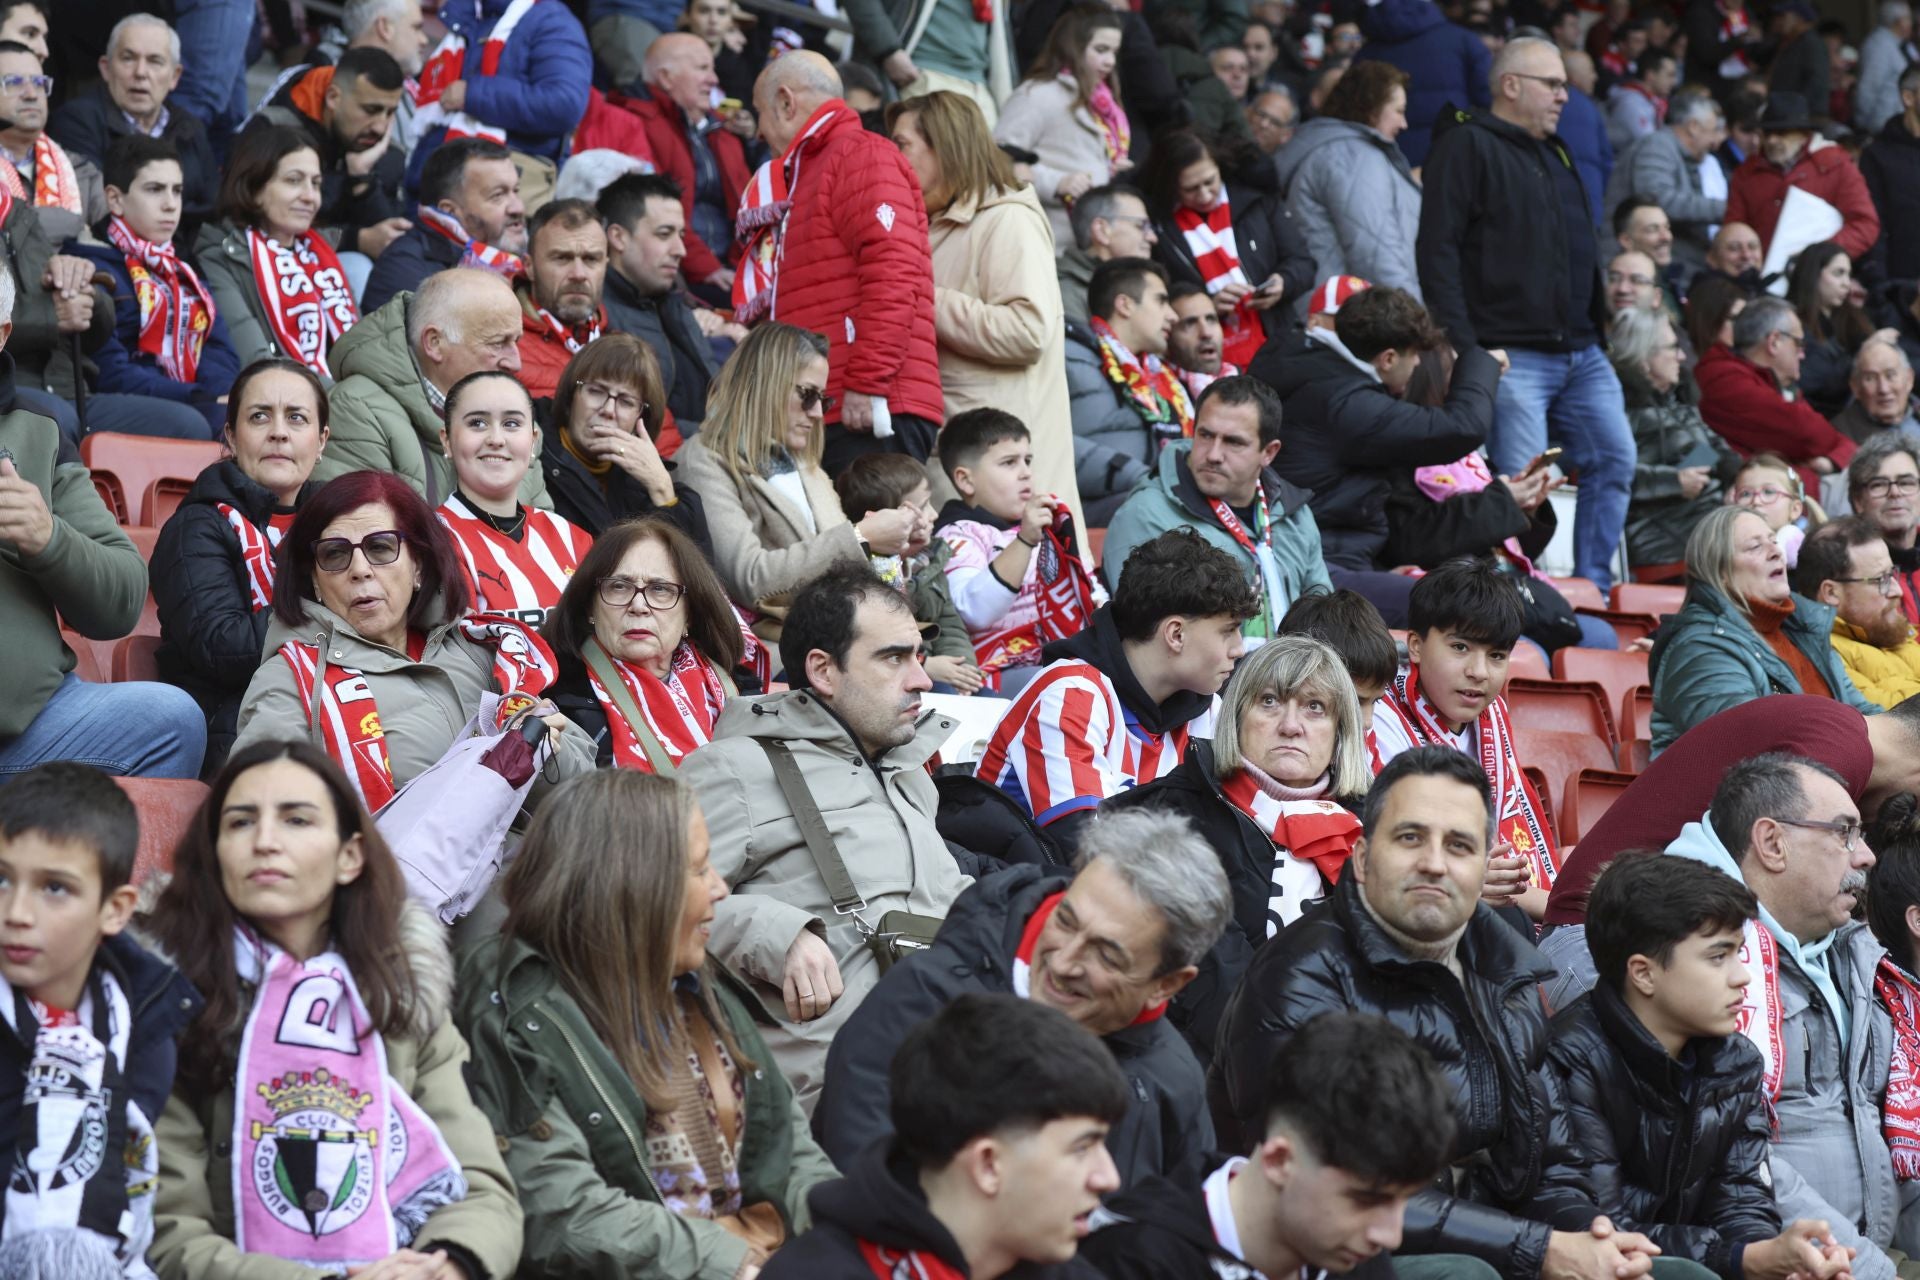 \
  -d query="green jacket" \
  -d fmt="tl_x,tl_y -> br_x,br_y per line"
0,367 -> 145,736
905,536 -> 971,662
1649,584 -> 1877,751
1102,441 -> 1333,625
6,196 -> 111,398
321,293 -> 551,509
454,933 -> 836,1280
